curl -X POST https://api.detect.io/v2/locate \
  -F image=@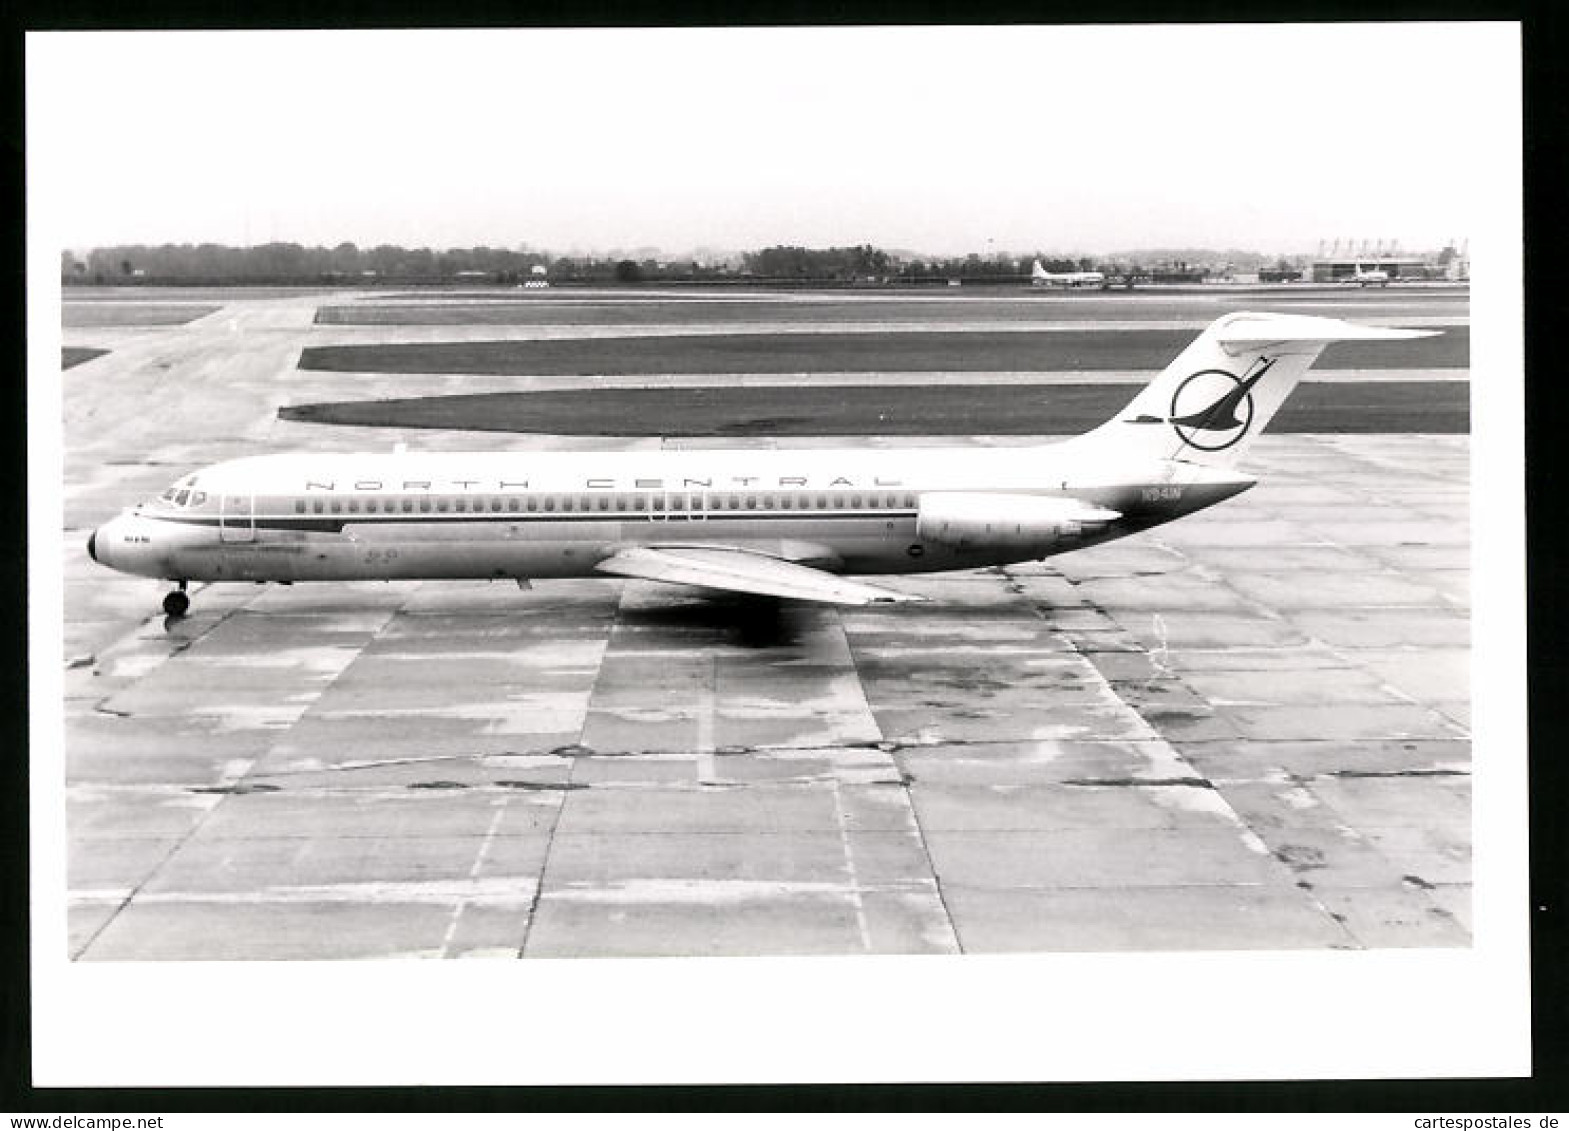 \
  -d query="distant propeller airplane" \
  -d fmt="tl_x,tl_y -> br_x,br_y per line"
1031,257 -> 1106,288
